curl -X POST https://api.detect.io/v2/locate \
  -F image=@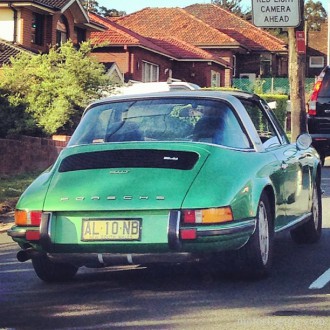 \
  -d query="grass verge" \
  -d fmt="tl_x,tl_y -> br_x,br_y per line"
0,172 -> 40,212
